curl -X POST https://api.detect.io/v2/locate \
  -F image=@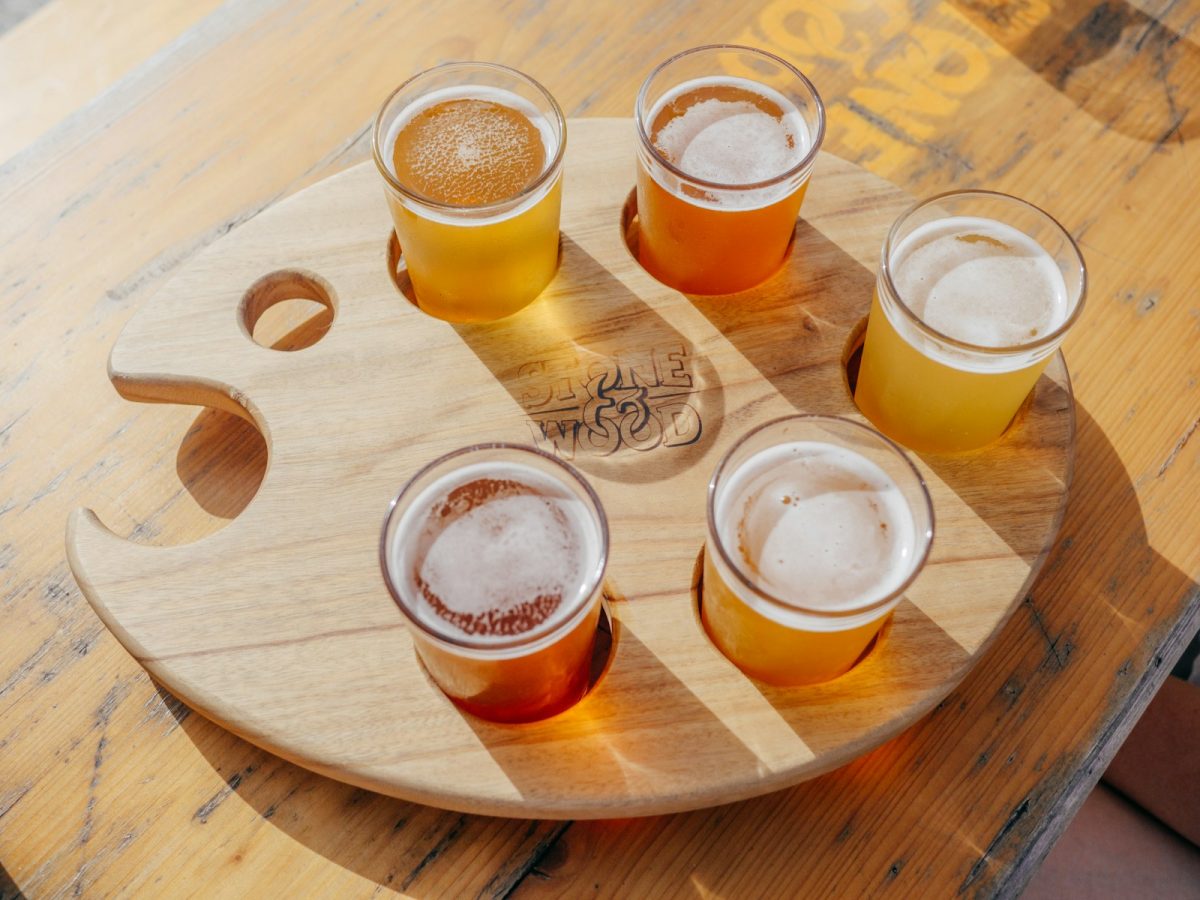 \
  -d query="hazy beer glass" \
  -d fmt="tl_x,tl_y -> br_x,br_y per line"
703,416 -> 933,686
635,45 -> 825,294
381,444 -> 608,723
855,191 -> 1087,452
372,63 -> 566,323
